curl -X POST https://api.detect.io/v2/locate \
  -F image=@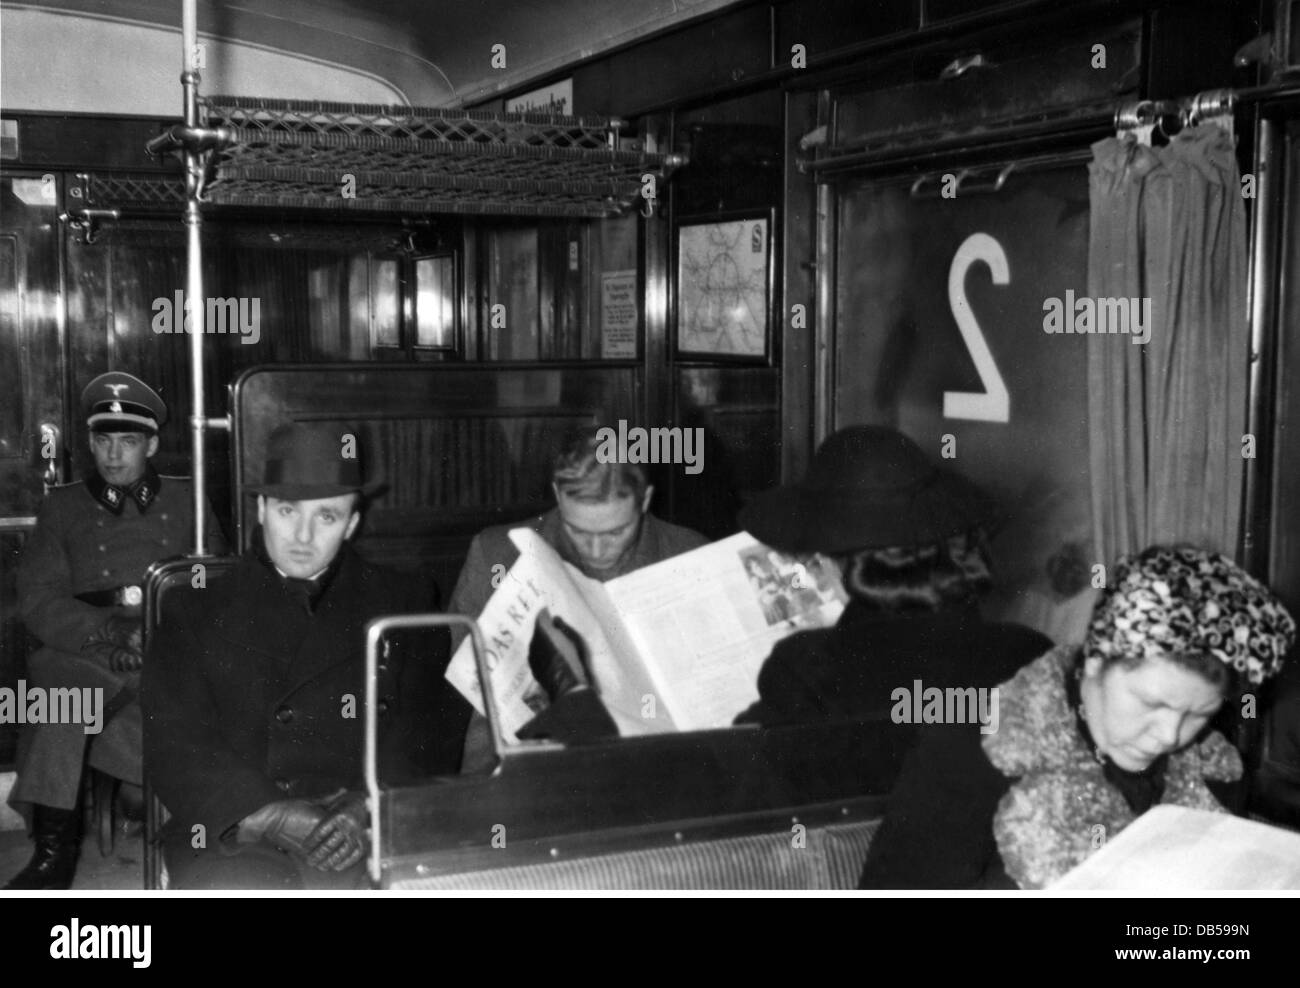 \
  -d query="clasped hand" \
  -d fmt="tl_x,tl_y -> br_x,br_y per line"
81,614 -> 144,672
237,790 -> 369,872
